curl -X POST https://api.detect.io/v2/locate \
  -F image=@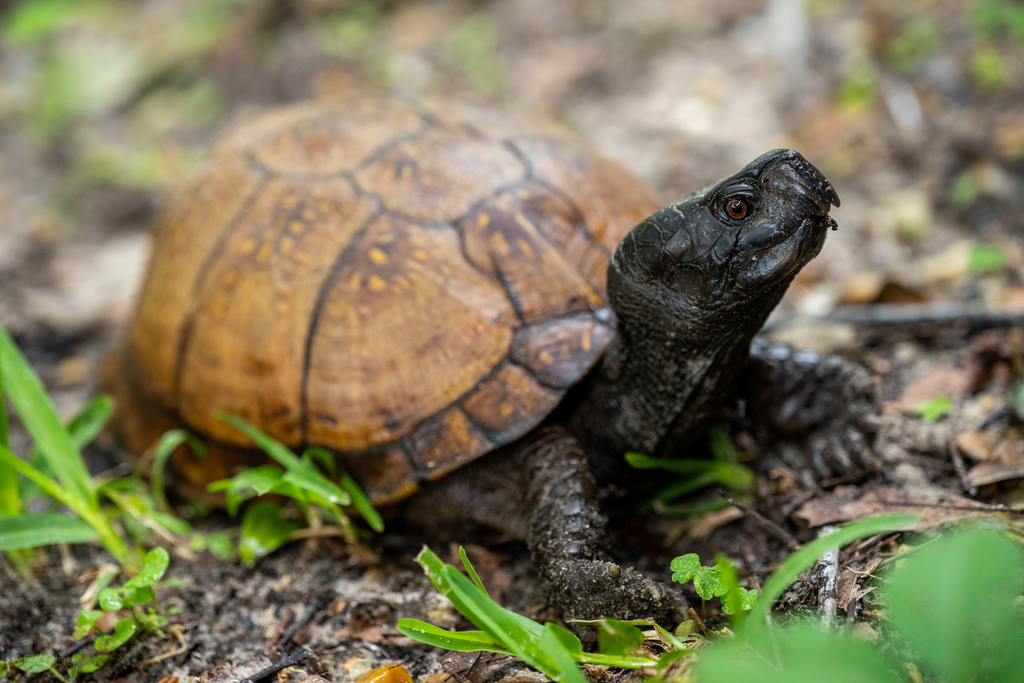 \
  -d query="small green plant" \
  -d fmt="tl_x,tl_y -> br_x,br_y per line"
670,553 -> 757,616
0,324 -> 200,573
399,515 -> 915,682
968,242 -> 1007,273
0,547 -> 173,681
0,652 -> 108,682
884,18 -> 941,71
915,395 -> 952,423
0,325 -> 132,565
208,413 -> 383,564
75,547 -> 173,652
949,170 -> 979,211
973,0 -> 1024,44
397,547 -> 676,683
971,45 -> 1011,88
626,427 -> 754,515
1007,378 -> 1024,421
836,59 -> 878,114
697,520 -> 1024,683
